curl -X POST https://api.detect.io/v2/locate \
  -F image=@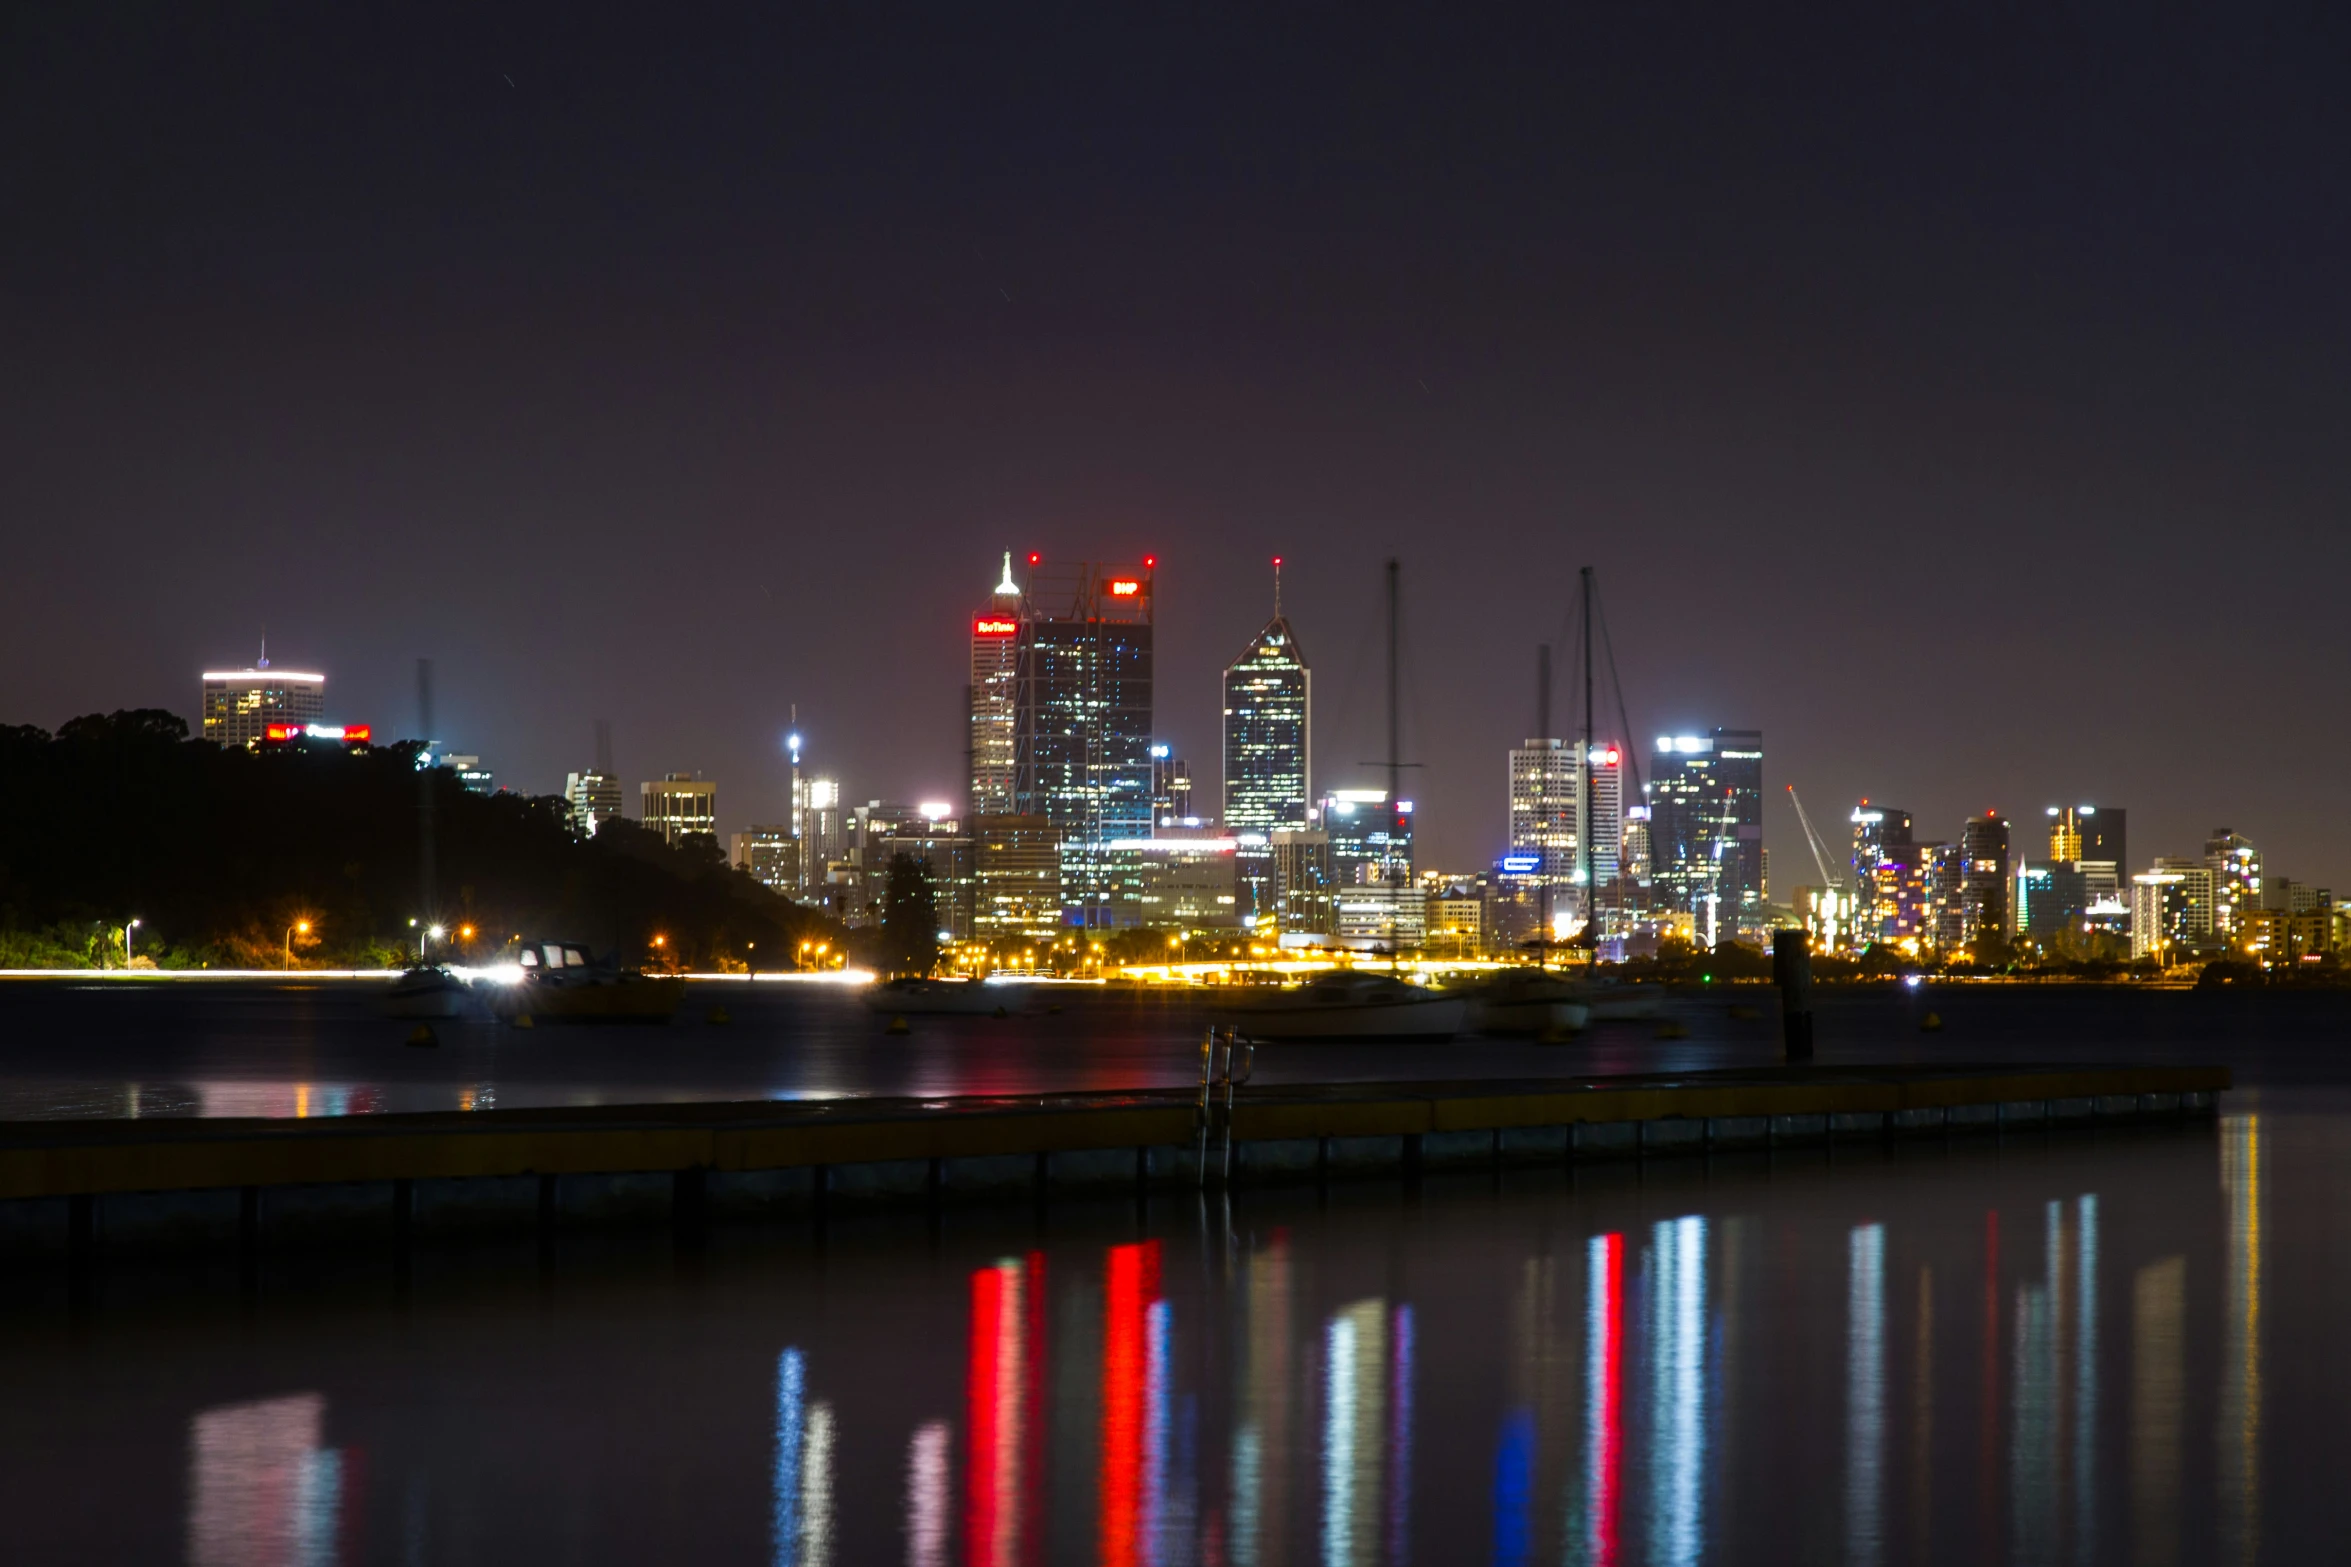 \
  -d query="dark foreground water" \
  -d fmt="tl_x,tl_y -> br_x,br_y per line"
1,1110 -> 2340,1563
2,984 -> 2347,1563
